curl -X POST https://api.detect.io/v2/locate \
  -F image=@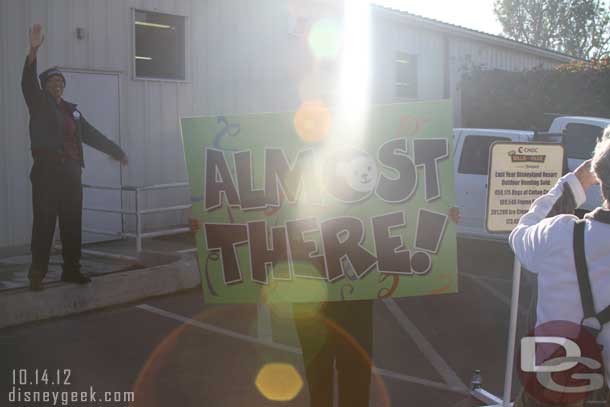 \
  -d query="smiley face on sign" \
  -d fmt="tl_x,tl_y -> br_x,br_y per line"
338,153 -> 379,194
324,148 -> 379,203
